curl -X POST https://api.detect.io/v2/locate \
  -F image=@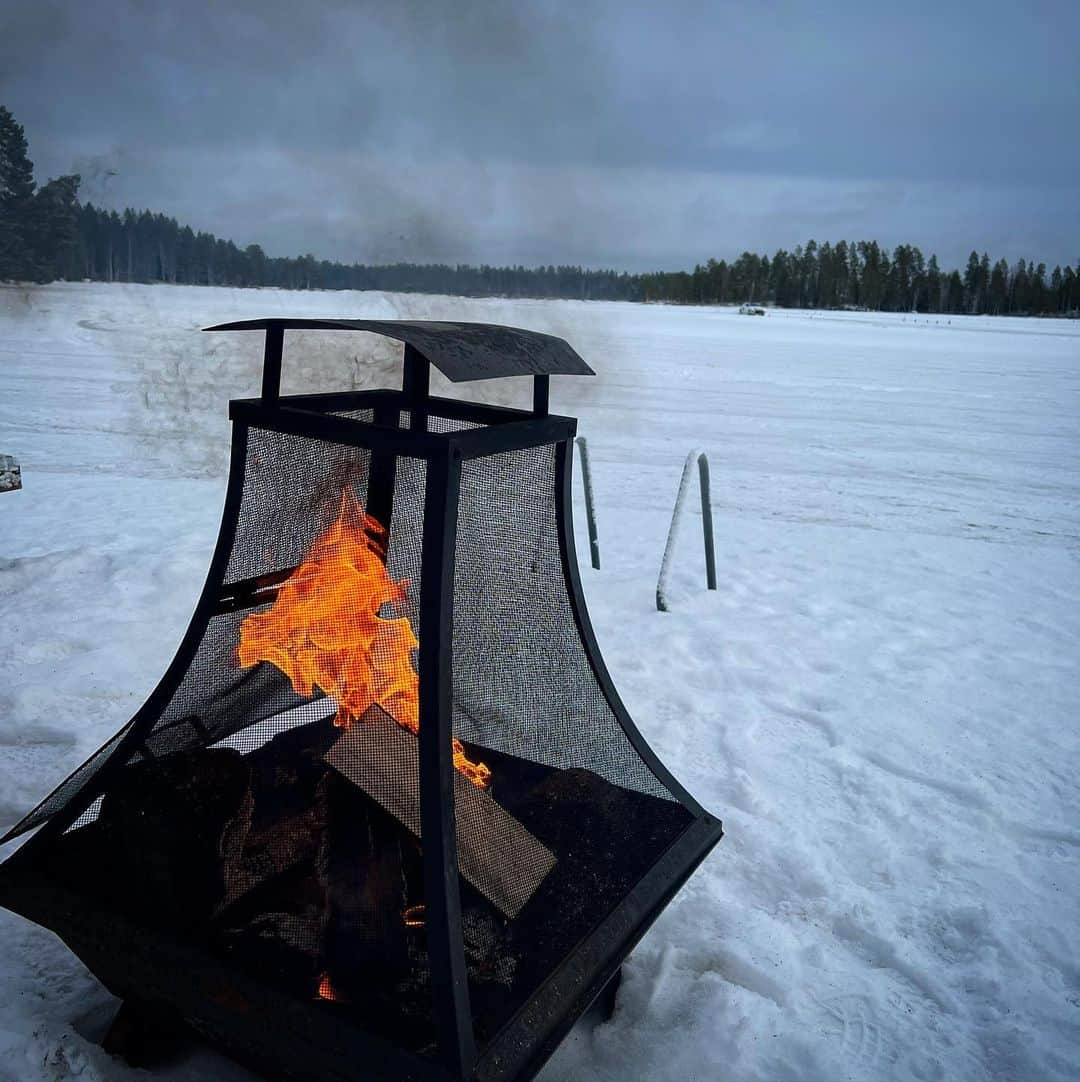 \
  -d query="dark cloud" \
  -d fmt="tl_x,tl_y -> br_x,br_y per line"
2,0 -> 1077,268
